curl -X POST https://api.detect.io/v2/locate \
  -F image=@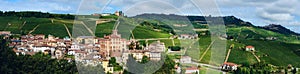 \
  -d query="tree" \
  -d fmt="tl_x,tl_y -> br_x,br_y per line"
0,38 -> 78,73
109,57 -> 123,71
109,57 -> 117,65
140,56 -> 149,64
168,46 -> 181,51
154,55 -> 175,73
